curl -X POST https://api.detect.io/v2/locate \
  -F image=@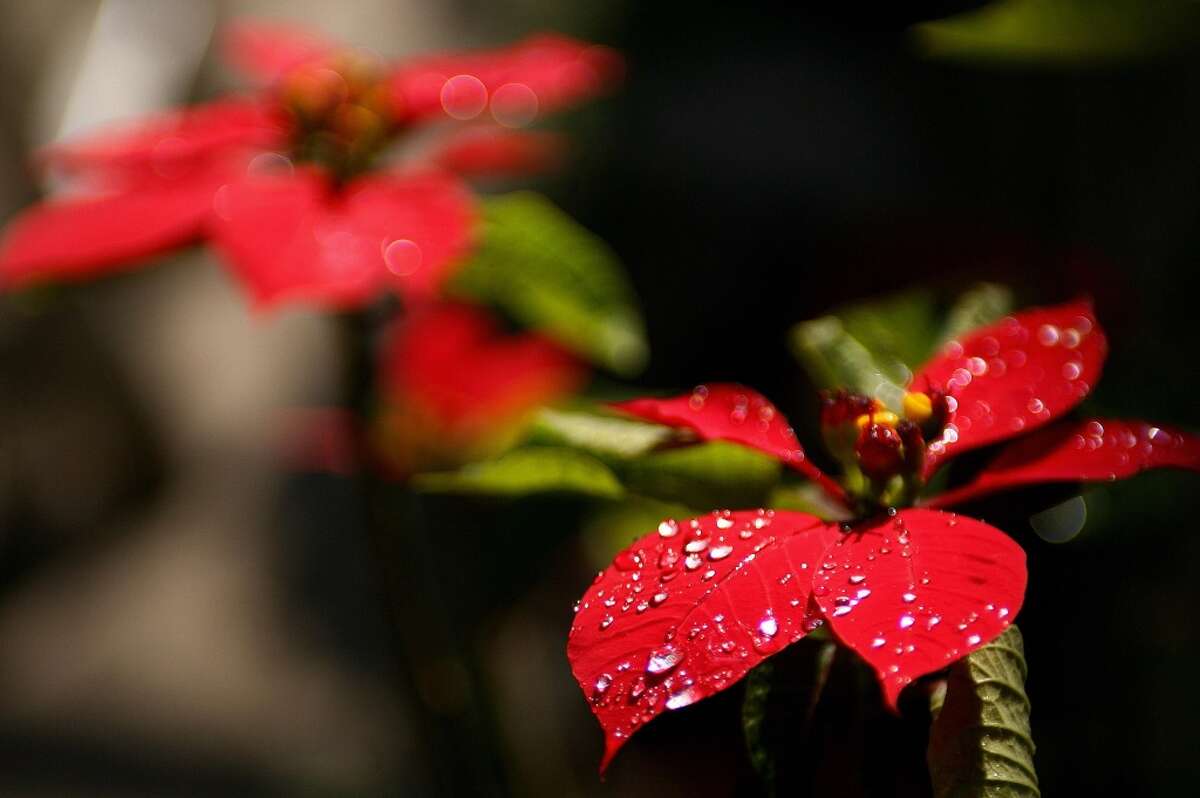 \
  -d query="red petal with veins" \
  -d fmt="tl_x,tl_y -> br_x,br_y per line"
427,127 -> 566,177
221,21 -> 338,84
388,34 -> 623,125
926,419 -> 1200,508
568,510 -> 836,772
0,164 -> 238,286
208,167 -> 475,309
912,300 -> 1107,476
380,303 -> 584,434
612,384 -> 847,504
41,99 -> 286,178
813,509 -> 1026,709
